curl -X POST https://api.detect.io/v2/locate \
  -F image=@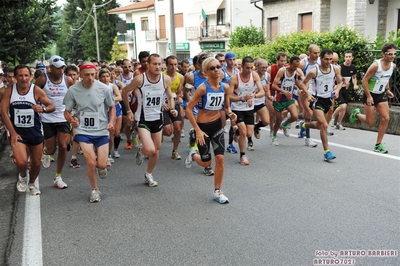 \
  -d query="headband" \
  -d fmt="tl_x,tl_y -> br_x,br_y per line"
79,64 -> 97,71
